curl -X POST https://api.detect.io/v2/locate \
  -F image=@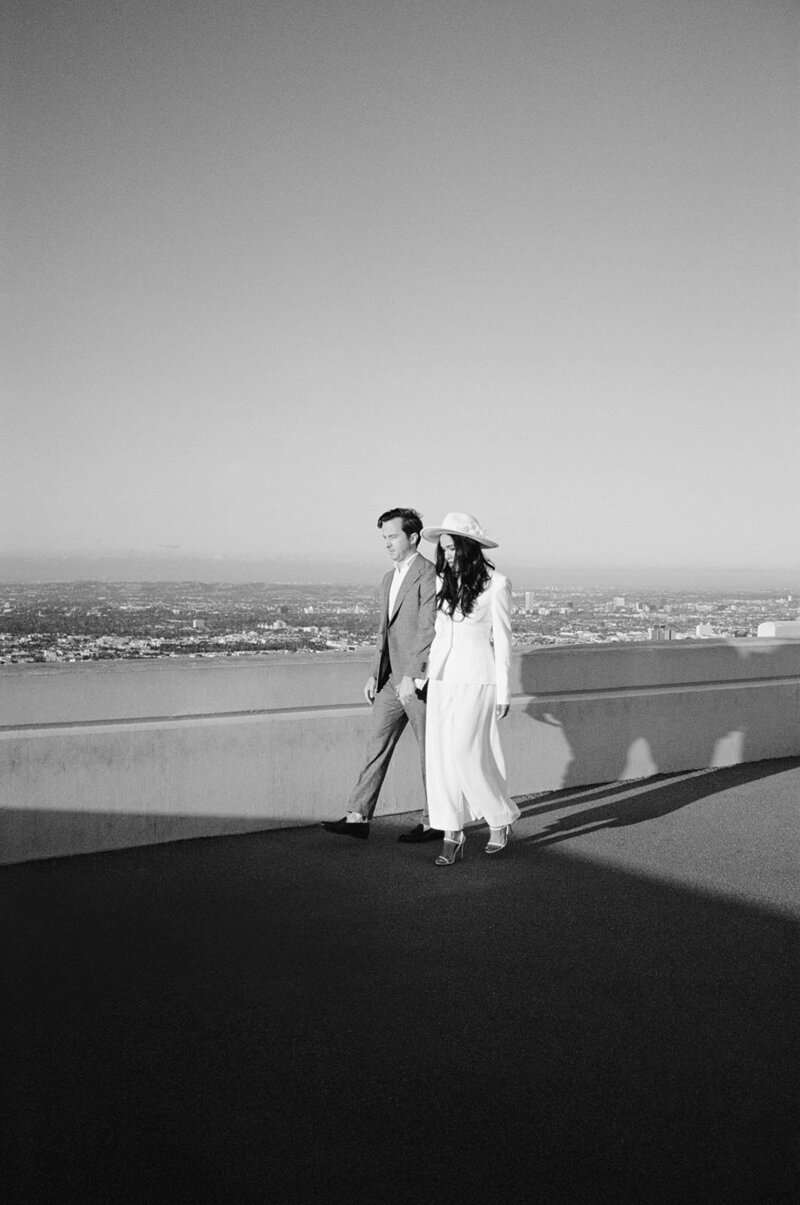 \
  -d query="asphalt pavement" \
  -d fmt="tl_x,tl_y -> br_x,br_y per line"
3,757 -> 798,1204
